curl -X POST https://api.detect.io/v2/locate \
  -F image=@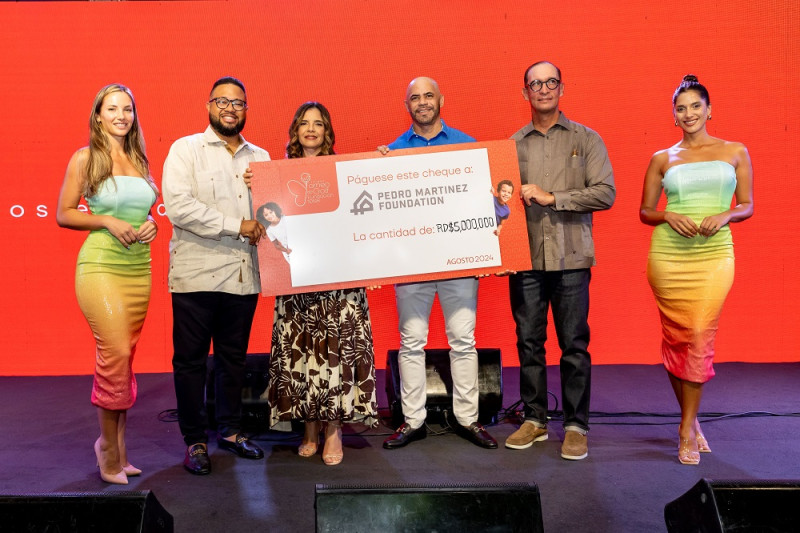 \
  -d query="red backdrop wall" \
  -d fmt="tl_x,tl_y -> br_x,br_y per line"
1,0 -> 797,376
